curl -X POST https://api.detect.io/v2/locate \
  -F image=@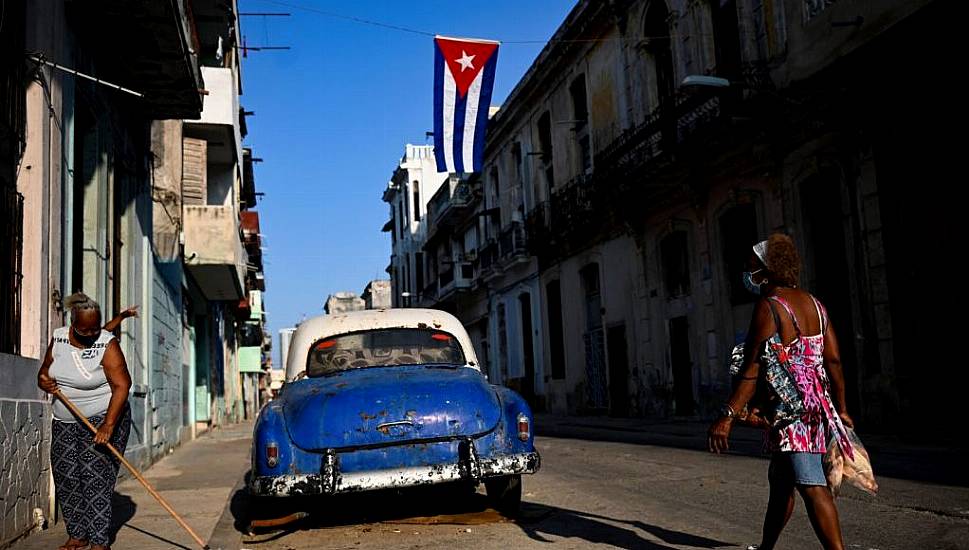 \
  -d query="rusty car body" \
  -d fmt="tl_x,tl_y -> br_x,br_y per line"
248,308 -> 540,512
